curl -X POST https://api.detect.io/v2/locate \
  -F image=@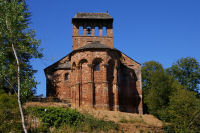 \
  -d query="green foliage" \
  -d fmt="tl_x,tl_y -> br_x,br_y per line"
142,57 -> 200,132
142,61 -> 180,117
142,61 -> 164,94
0,0 -> 43,101
26,106 -> 119,132
168,57 -> 200,93
142,61 -> 164,114
0,90 -> 23,132
167,88 -> 200,132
